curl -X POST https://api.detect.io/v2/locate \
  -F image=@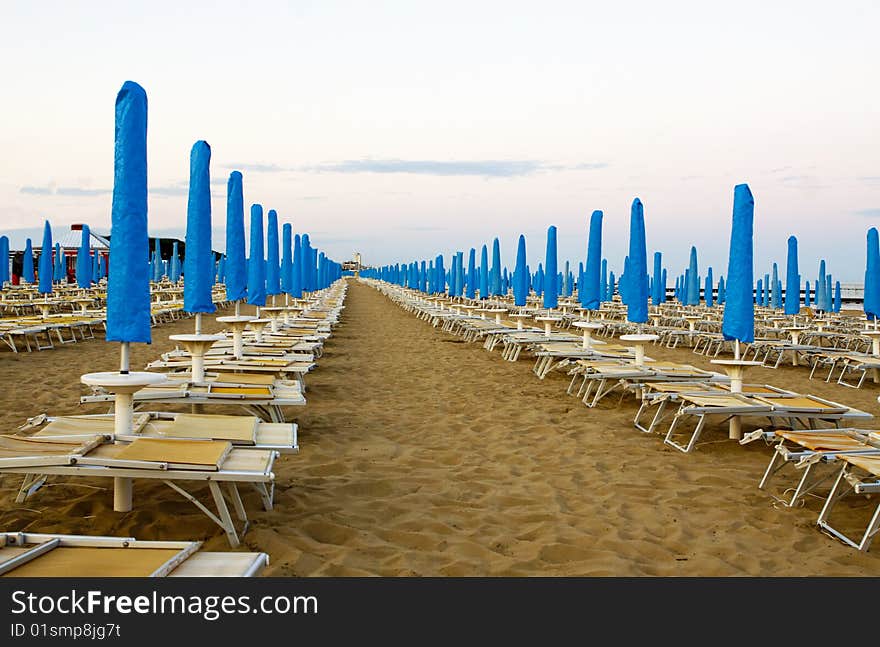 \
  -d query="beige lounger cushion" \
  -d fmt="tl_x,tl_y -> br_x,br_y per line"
167,414 -> 258,444
2,547 -> 181,577
842,453 -> 880,476
776,430 -> 871,451
112,438 -> 231,469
